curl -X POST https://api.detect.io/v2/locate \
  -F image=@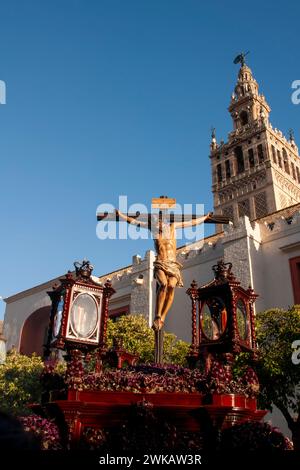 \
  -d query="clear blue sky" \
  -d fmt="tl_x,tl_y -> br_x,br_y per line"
0,0 -> 299,318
